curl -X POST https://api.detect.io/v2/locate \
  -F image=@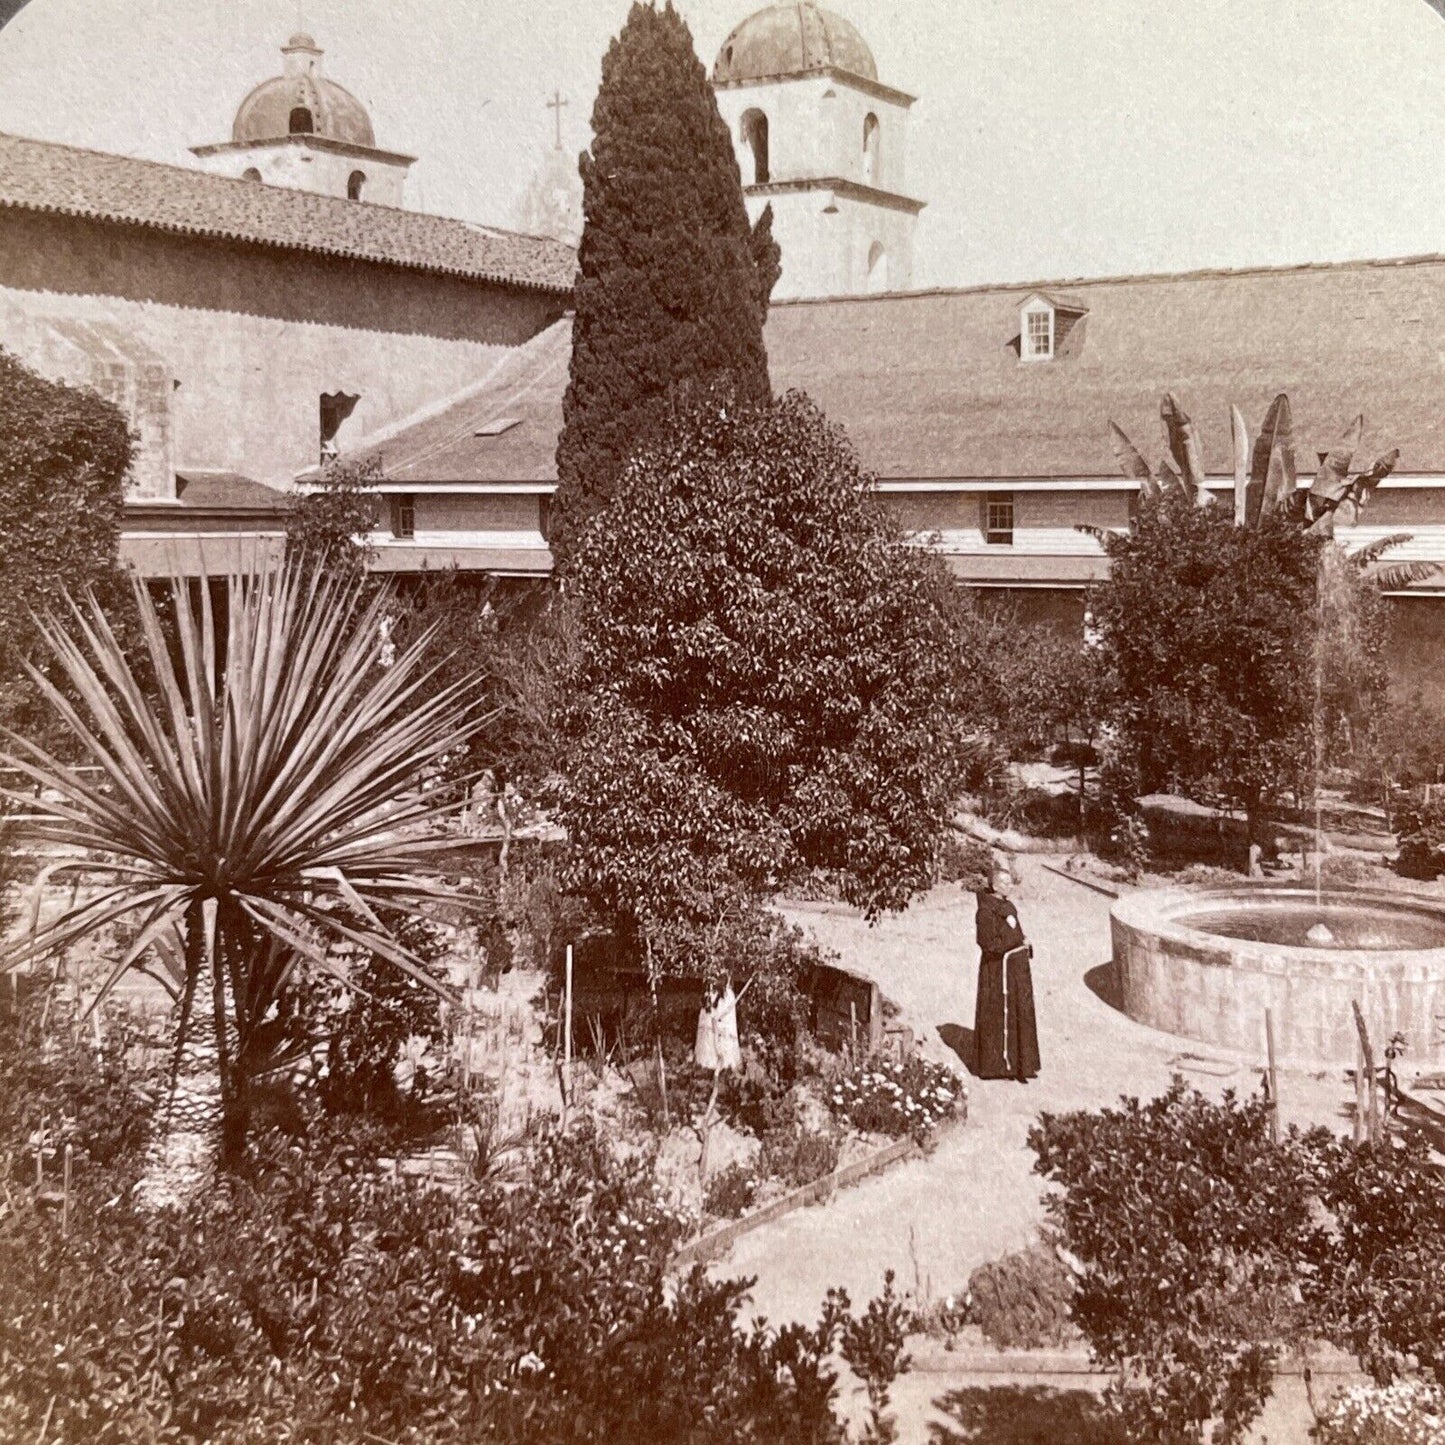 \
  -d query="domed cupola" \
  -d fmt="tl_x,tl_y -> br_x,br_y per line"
191,33 -> 415,207
710,2 -> 923,300
714,2 -> 877,85
231,34 -> 377,148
